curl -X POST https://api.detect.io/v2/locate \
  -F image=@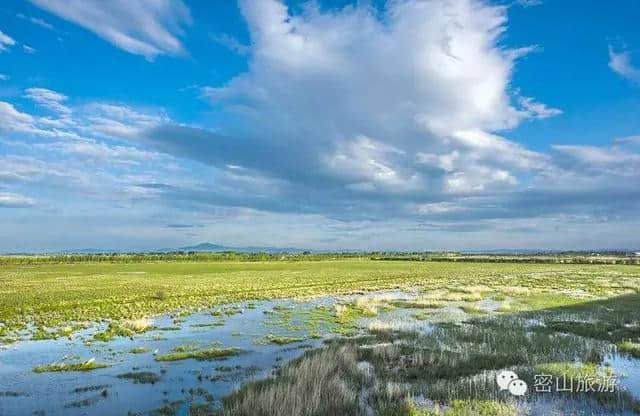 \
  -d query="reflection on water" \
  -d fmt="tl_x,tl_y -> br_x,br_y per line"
0,298 -> 329,416
1,291 -> 640,416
